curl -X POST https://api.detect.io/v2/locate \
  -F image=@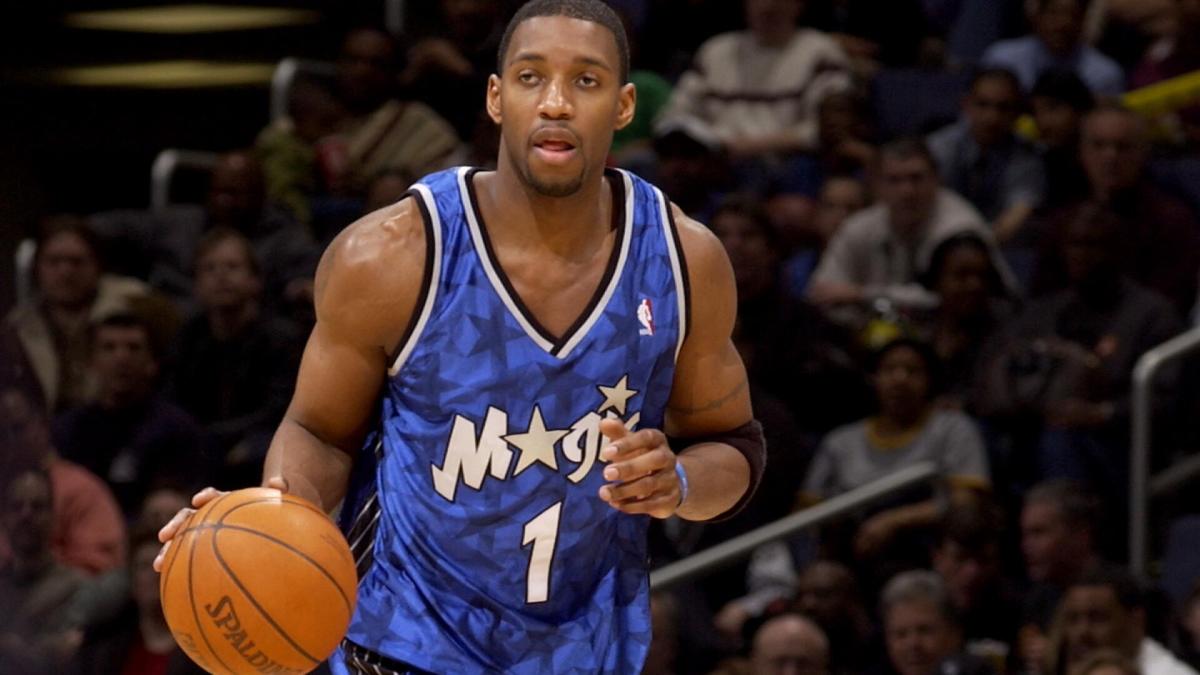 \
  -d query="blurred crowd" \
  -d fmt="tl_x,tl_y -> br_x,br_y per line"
6,0 -> 1200,673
